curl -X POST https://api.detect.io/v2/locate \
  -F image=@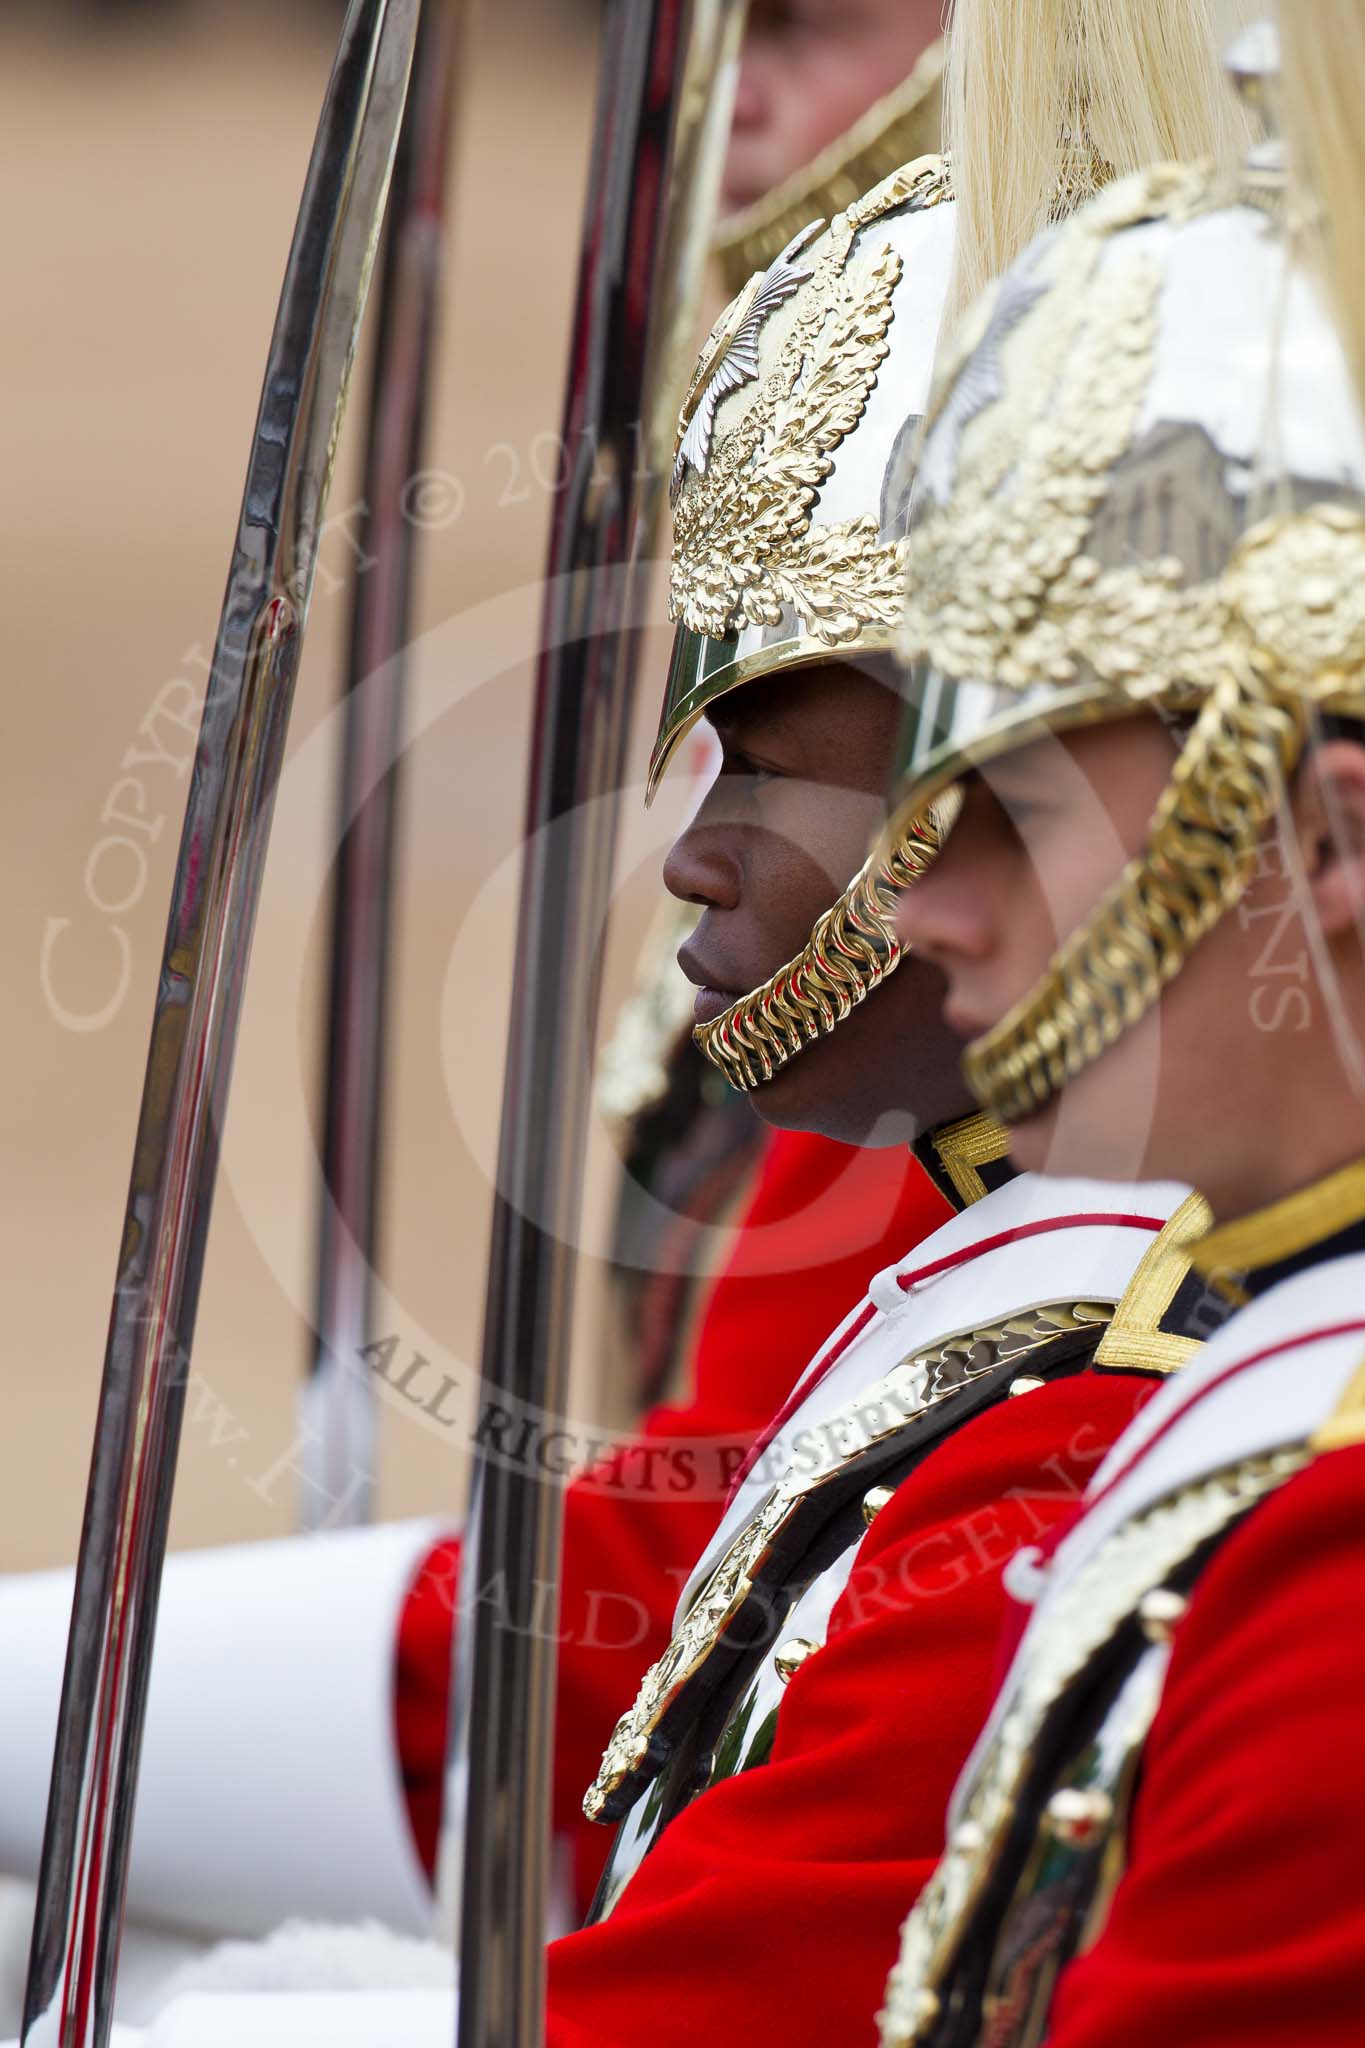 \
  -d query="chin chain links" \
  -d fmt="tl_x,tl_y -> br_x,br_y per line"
696,797 -> 957,1093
